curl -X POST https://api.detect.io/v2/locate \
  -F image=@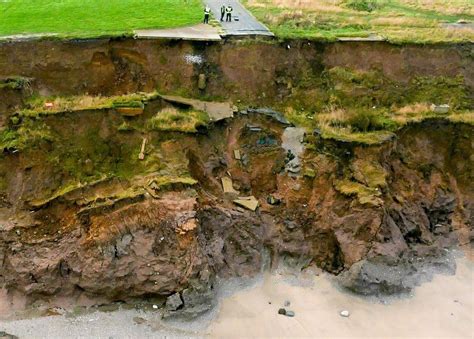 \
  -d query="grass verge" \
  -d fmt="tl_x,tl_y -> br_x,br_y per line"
0,0 -> 203,38
243,0 -> 474,43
